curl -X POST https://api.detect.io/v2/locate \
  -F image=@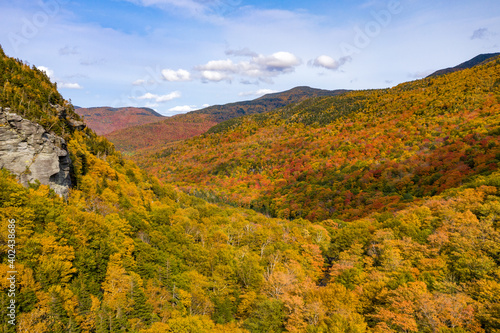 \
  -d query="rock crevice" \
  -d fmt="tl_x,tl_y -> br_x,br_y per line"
0,107 -> 71,197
